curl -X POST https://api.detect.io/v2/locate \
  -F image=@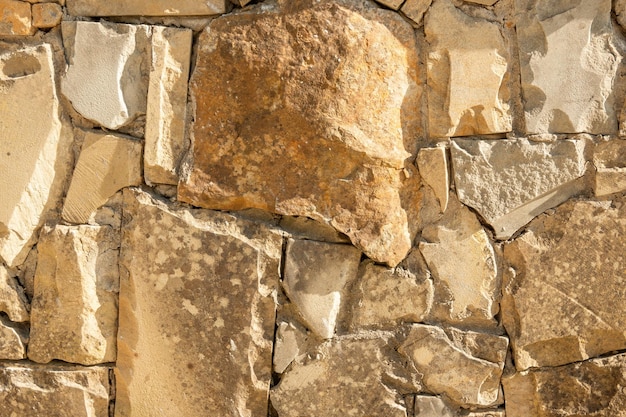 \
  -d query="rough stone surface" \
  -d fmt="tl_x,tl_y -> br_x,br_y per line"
425,0 -> 511,137
594,140 -> 626,197
144,26 -> 192,185
0,43 -> 73,268
0,0 -> 34,36
28,224 -> 119,365
273,320 -> 308,374
617,0 -> 626,31
0,363 -> 111,417
502,200 -> 626,370
0,266 -> 29,322
417,147 -> 449,212
419,197 -> 499,328
515,0 -> 619,134
465,0 -> 497,5
399,324 -> 506,408
32,2 -> 62,28
67,0 -> 226,16
283,238 -> 361,339
375,0 -> 403,10
116,189 -> 281,417
503,353 -> 626,417
61,21 -> 151,130
62,131 -> 142,224
412,396 -> 504,417
451,138 -> 587,239
0,316 -> 27,359
401,0 -> 432,25
178,0 -> 423,267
